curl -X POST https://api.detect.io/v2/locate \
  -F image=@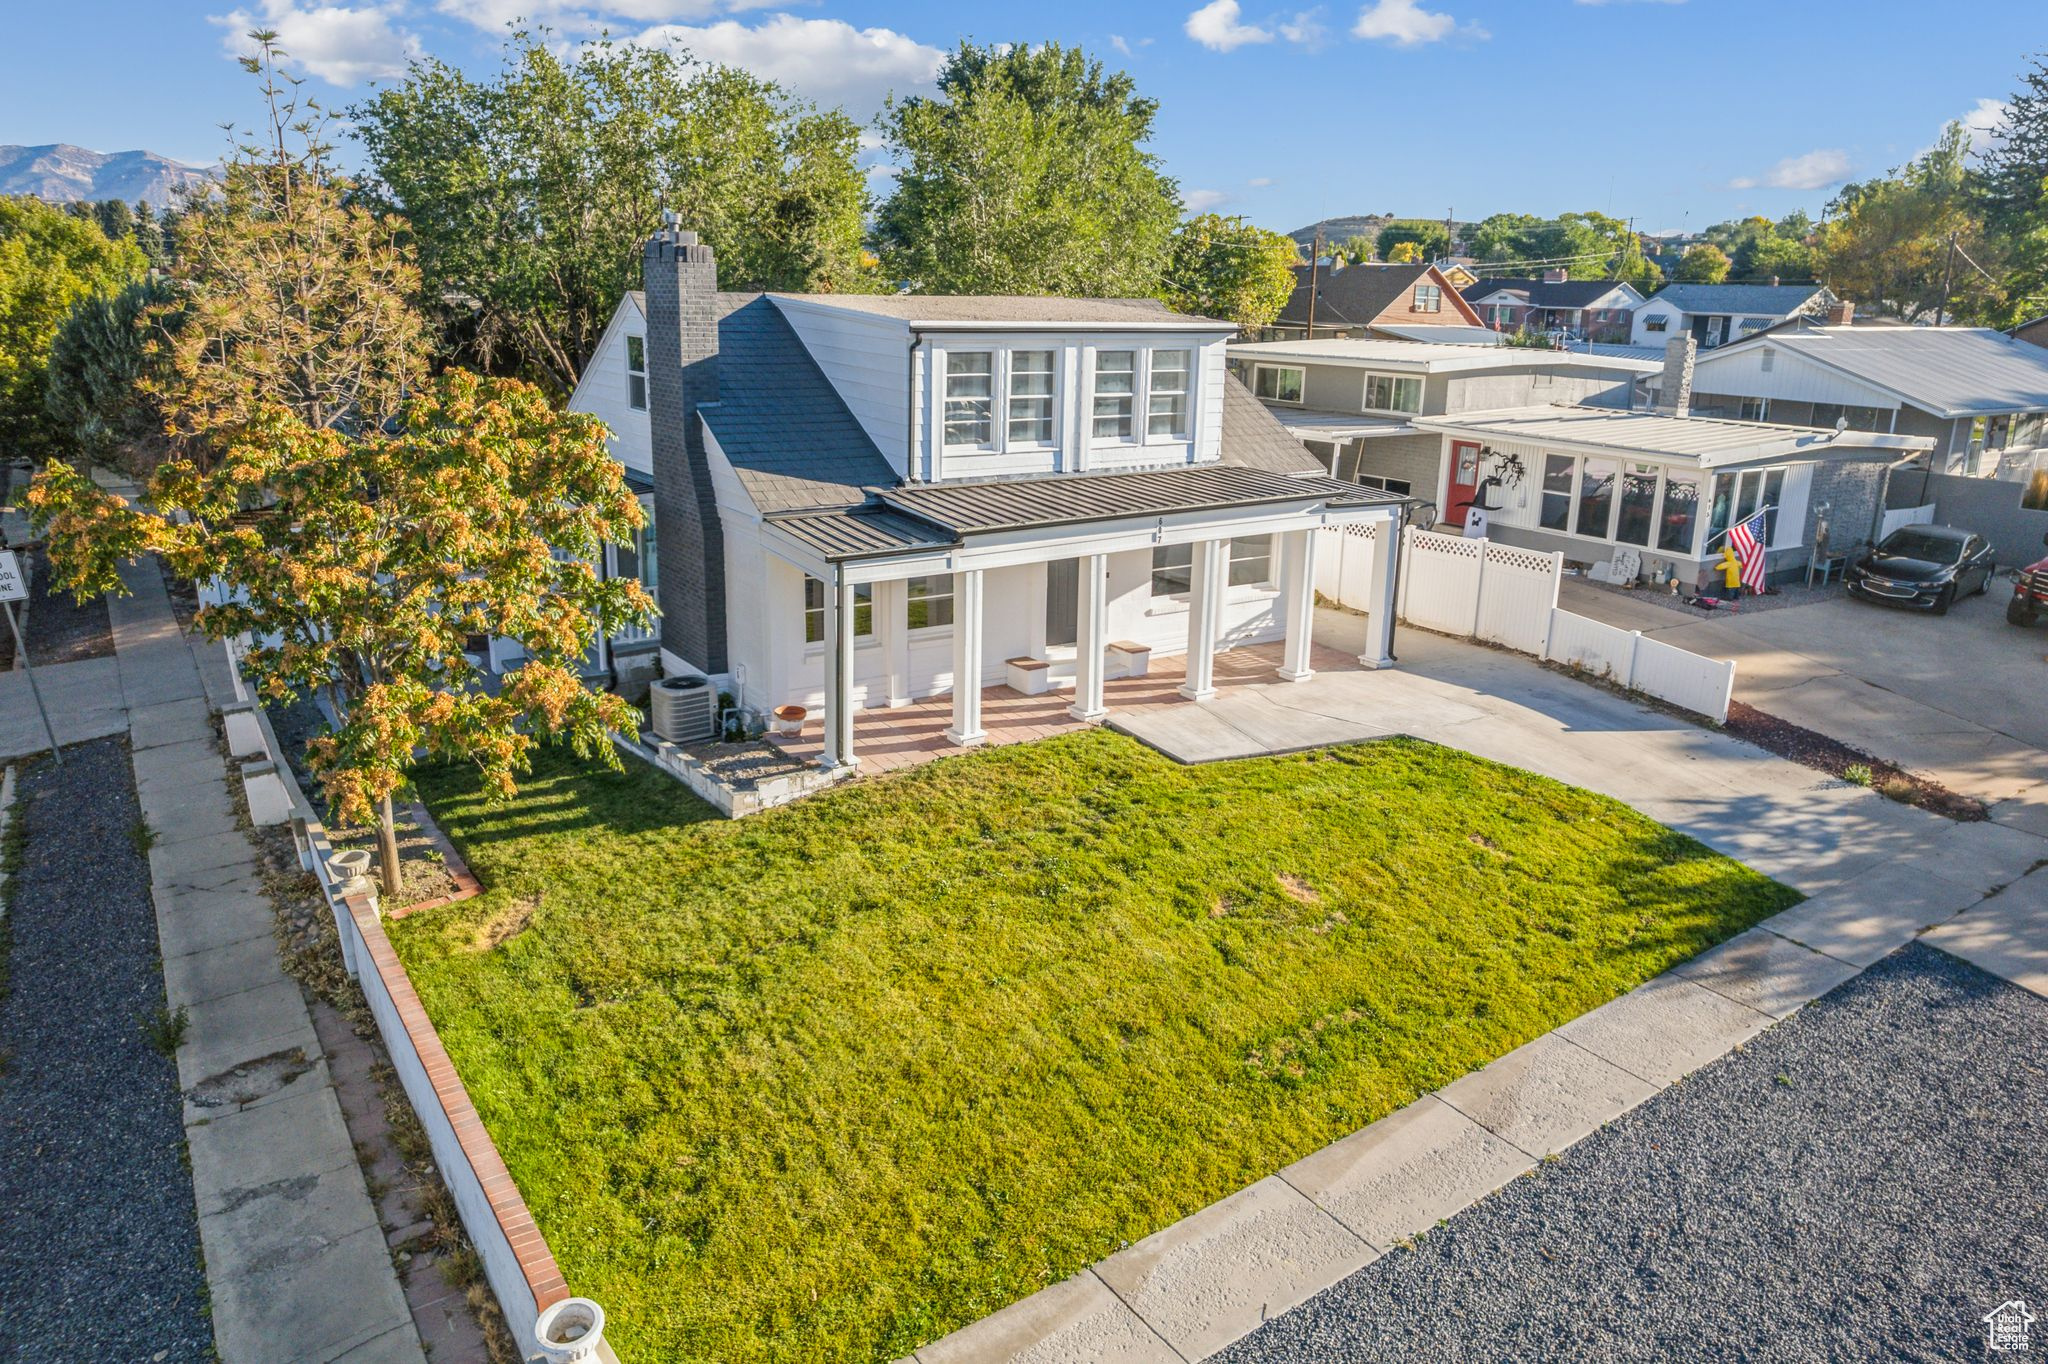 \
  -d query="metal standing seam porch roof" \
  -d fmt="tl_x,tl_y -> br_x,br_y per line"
1412,405 -> 1934,470
762,465 -> 1406,563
